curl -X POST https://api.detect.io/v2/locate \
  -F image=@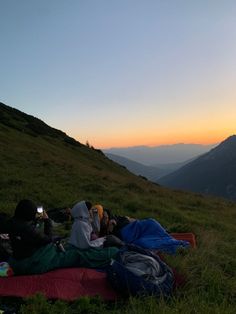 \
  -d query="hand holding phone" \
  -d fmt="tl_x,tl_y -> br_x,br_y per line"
37,206 -> 48,219
42,210 -> 49,219
37,207 -> 43,214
